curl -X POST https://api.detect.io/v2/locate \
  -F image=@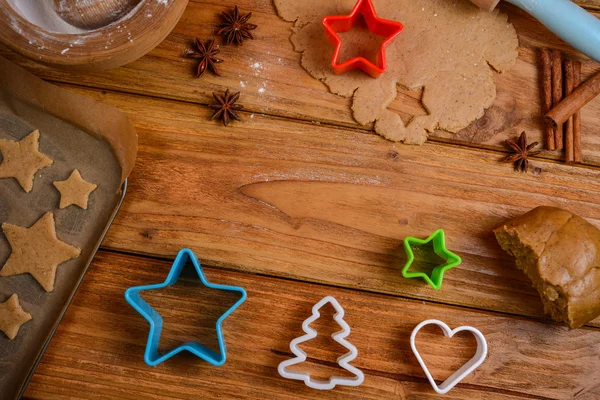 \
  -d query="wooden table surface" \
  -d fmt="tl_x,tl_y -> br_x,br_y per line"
2,1 -> 600,399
